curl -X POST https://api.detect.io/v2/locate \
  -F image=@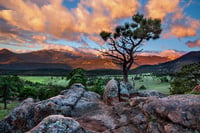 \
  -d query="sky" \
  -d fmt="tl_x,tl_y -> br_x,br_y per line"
0,0 -> 199,59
